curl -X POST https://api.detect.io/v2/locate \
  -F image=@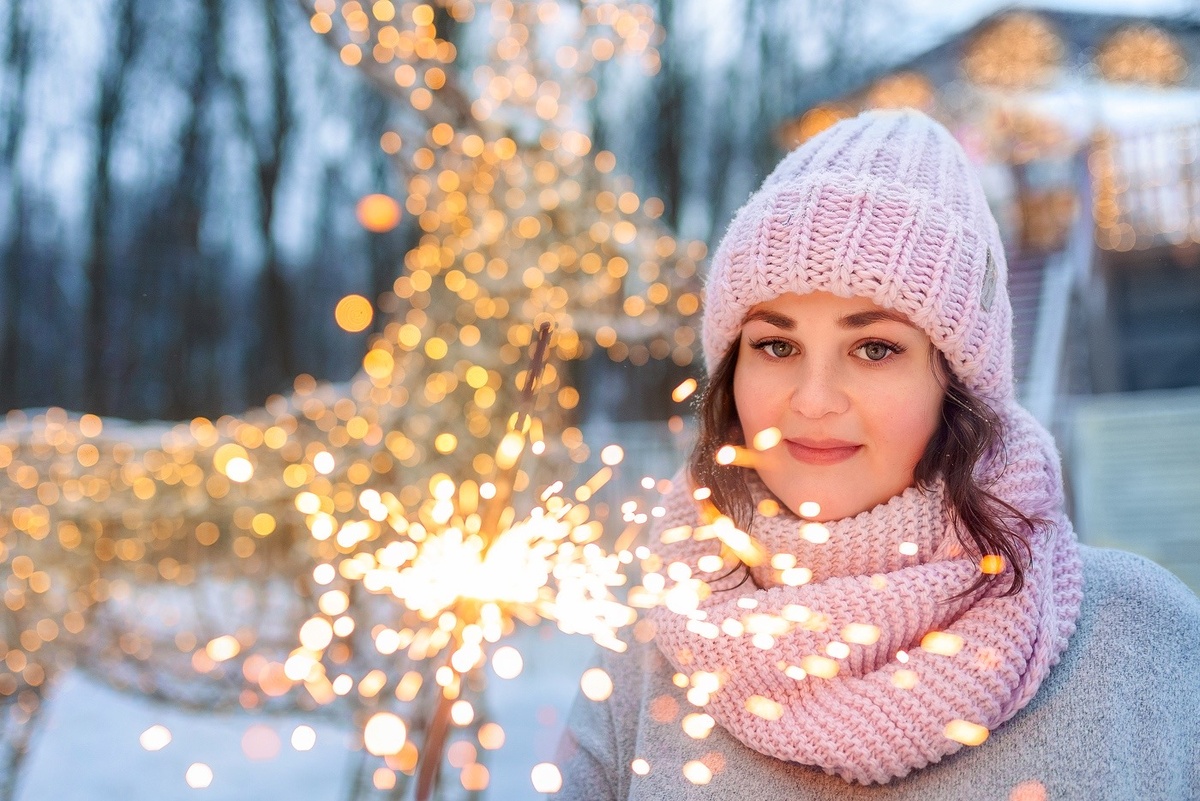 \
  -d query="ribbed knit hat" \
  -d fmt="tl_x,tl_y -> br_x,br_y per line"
703,109 -> 1014,403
